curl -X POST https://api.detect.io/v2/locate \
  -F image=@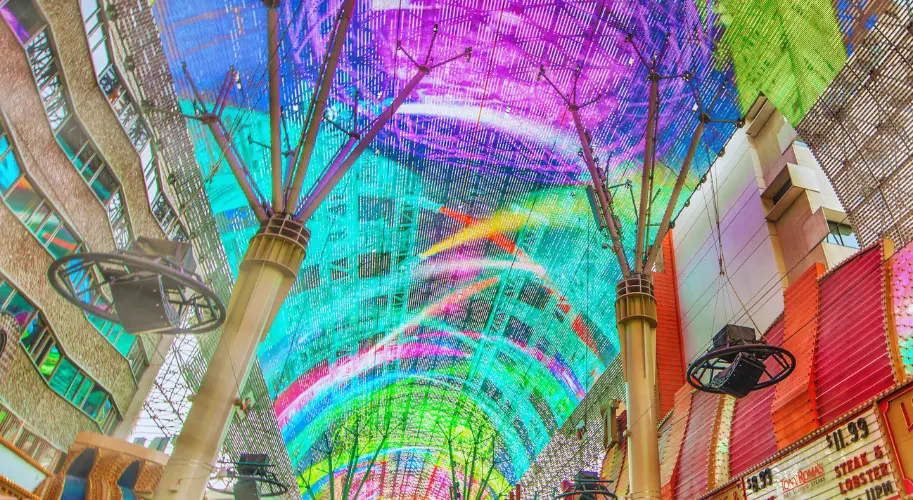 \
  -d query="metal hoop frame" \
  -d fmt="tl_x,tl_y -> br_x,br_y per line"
47,252 -> 226,335
686,343 -> 796,395
208,465 -> 289,497
553,478 -> 618,499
